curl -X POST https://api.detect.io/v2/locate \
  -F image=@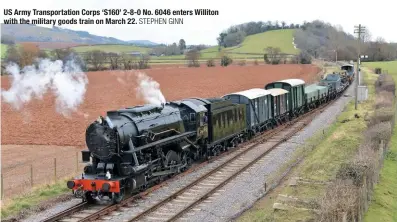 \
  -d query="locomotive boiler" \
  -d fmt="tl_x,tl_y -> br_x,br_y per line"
67,99 -> 209,203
